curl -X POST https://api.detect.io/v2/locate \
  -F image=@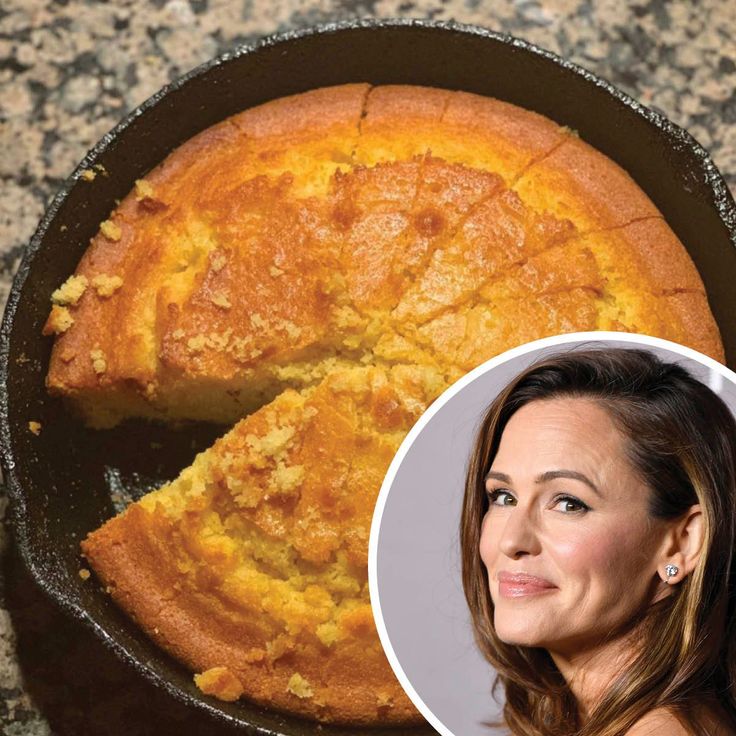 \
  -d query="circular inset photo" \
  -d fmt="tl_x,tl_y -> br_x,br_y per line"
369,332 -> 736,736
